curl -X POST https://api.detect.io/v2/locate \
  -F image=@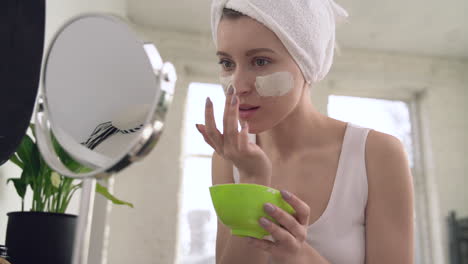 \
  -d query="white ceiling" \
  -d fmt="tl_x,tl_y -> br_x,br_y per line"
128,0 -> 468,59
